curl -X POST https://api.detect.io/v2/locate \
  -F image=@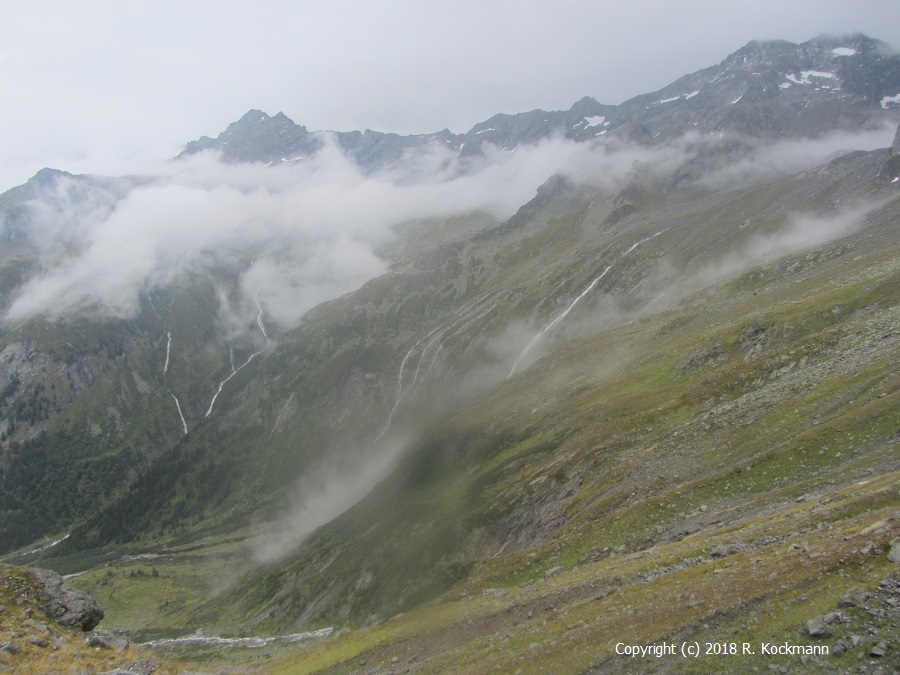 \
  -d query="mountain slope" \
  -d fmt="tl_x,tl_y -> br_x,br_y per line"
185,138 -> 899,634
0,33 -> 898,674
